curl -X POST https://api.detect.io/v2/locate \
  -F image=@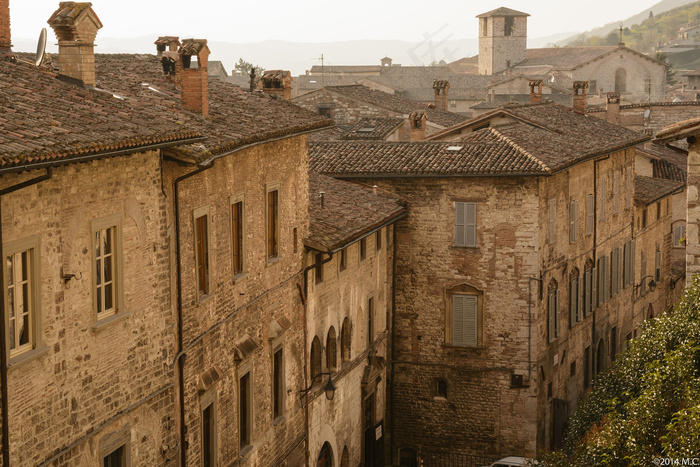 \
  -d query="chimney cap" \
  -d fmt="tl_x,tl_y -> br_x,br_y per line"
433,80 -> 450,90
155,36 -> 180,46
179,38 -> 210,56
48,2 -> 103,31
